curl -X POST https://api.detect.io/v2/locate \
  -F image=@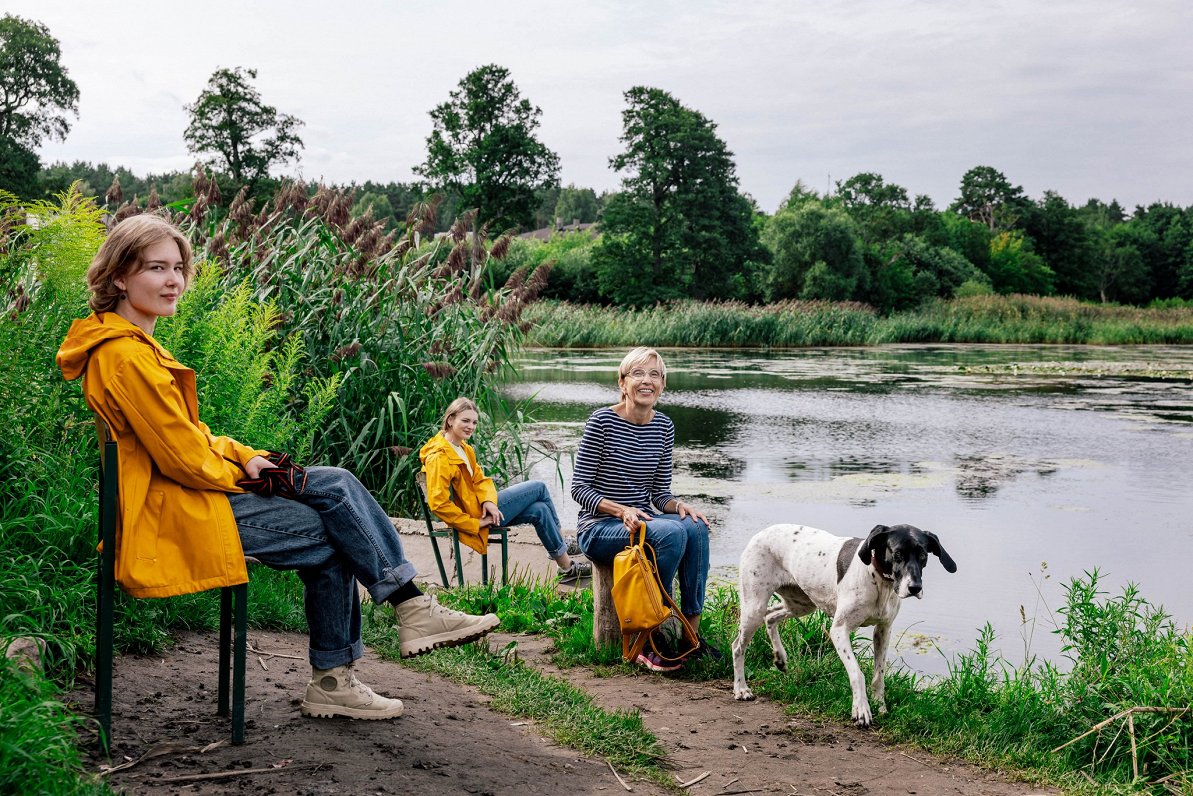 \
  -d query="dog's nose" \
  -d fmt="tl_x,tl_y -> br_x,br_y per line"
908,583 -> 922,596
